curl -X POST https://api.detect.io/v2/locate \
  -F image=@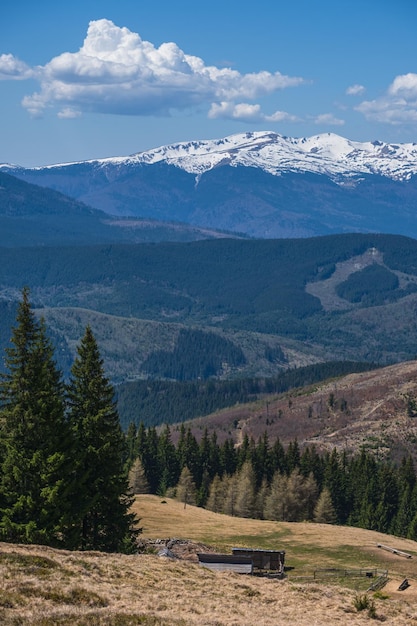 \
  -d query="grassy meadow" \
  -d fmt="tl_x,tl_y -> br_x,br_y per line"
1,495 -> 417,625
